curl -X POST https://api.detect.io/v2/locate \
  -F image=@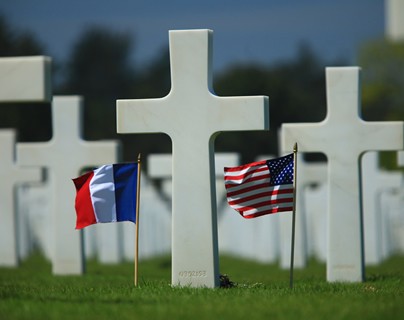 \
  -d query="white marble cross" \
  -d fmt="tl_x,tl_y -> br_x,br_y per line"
20,181 -> 53,260
17,96 -> 119,275
281,67 -> 403,282
148,153 -> 249,260
148,152 -> 240,206
305,183 -> 328,262
117,29 -> 269,287
0,56 -> 51,102
0,56 -> 51,266
0,129 -> 42,266
386,0 -> 404,41
380,189 -> 404,255
121,175 -> 172,262
87,174 -> 171,264
277,152 -> 327,269
361,151 -> 402,265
